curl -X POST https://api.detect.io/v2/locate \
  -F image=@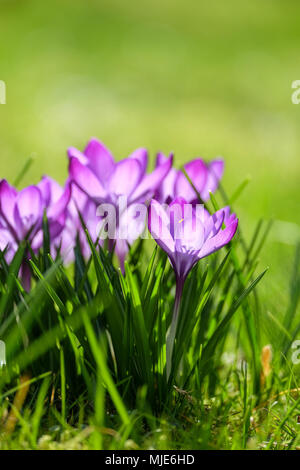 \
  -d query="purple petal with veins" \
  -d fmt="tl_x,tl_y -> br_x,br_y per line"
69,156 -> 107,203
108,159 -> 143,198
83,138 -> 115,185
14,186 -> 43,239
